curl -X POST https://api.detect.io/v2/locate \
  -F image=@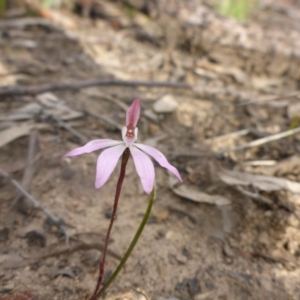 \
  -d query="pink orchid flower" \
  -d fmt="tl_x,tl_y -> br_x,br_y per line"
64,98 -> 182,194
